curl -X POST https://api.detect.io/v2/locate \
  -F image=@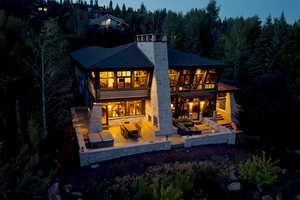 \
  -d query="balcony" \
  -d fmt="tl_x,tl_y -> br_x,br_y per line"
96,88 -> 150,102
